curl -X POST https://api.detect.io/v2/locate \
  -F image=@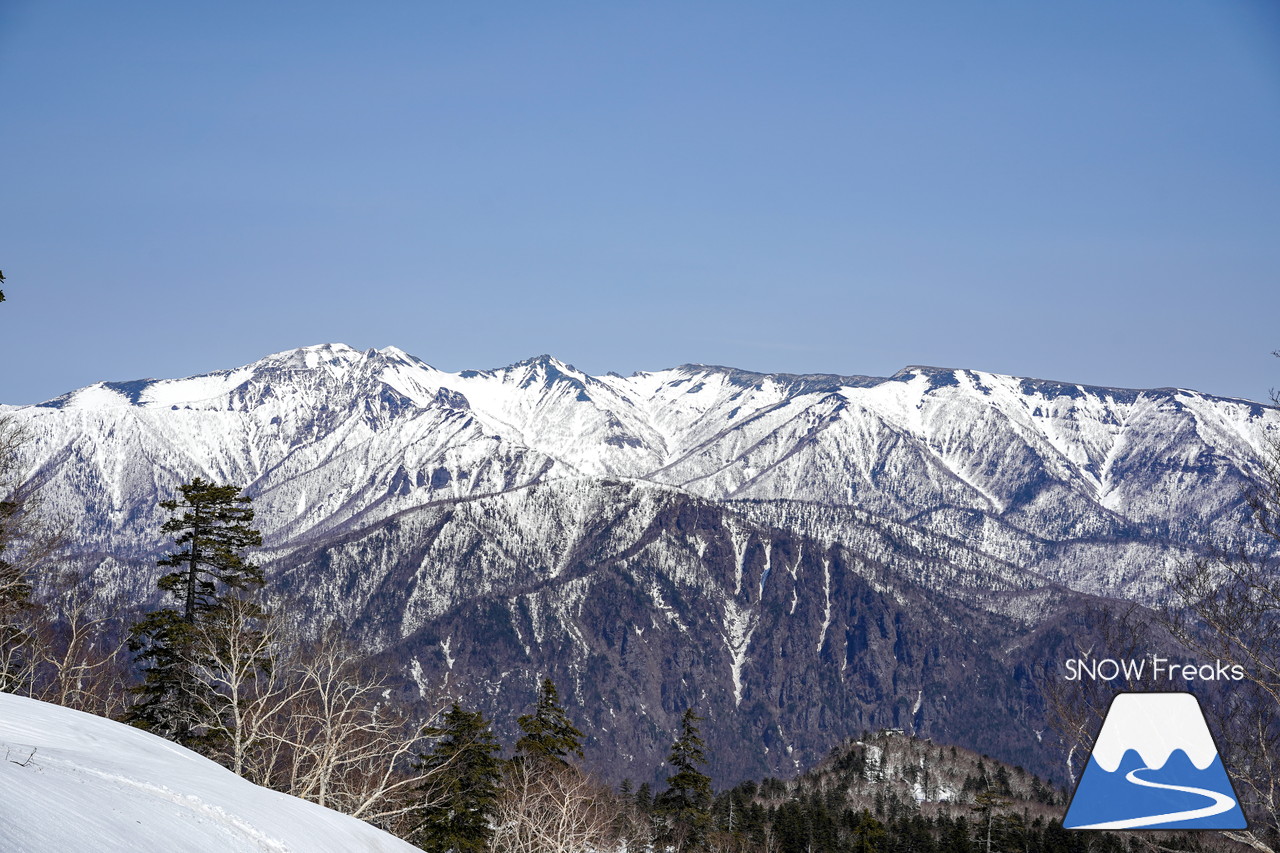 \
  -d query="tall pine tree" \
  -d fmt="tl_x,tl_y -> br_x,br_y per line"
411,703 -> 503,853
514,677 -> 584,765
126,478 -> 263,746
656,707 -> 715,850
